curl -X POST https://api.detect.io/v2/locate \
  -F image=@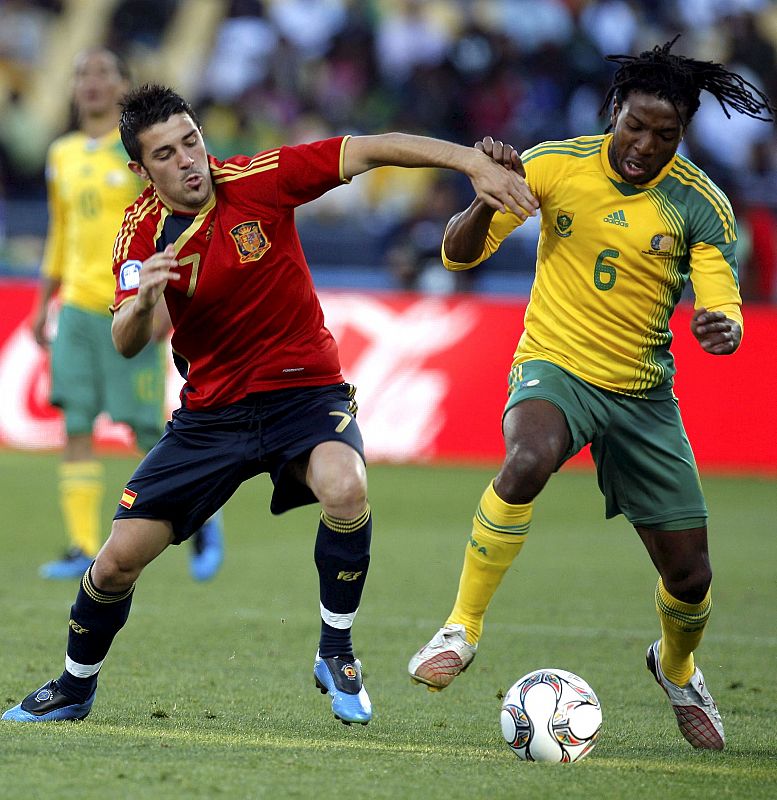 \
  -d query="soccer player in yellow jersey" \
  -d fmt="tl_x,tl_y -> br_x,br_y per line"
409,38 -> 774,751
31,48 -> 223,581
